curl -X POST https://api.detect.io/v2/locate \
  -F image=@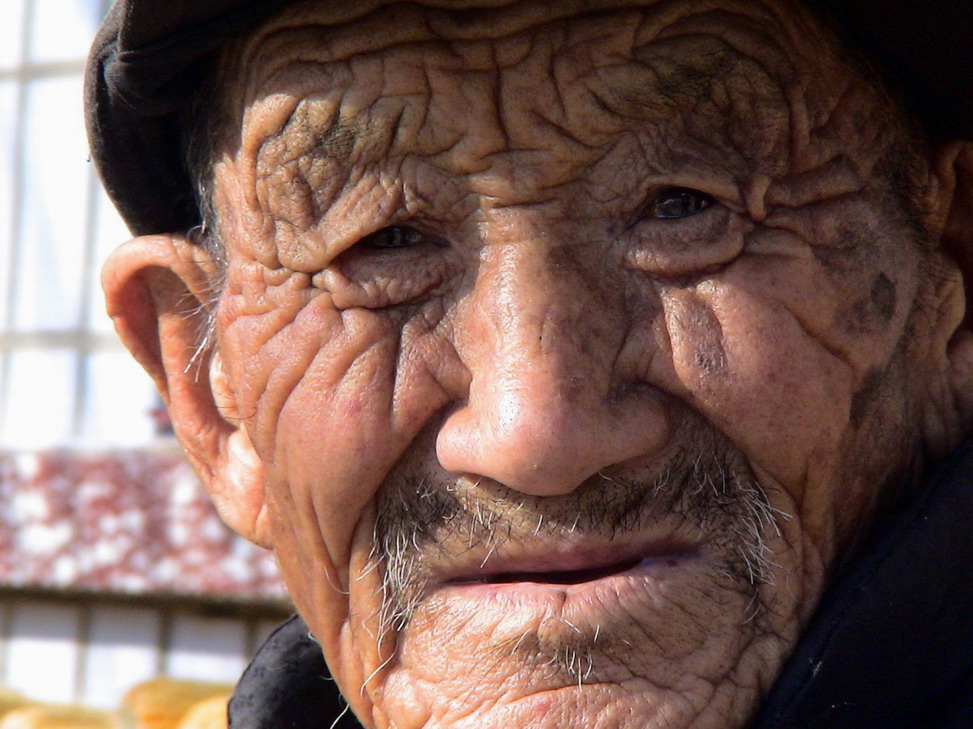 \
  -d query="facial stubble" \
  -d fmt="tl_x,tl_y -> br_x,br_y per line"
367,429 -> 784,682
